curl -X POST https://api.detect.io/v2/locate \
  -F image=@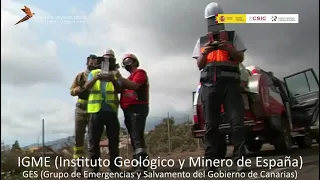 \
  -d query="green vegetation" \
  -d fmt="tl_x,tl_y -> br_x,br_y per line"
145,117 -> 201,155
11,140 -> 21,152
1,141 -> 44,180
